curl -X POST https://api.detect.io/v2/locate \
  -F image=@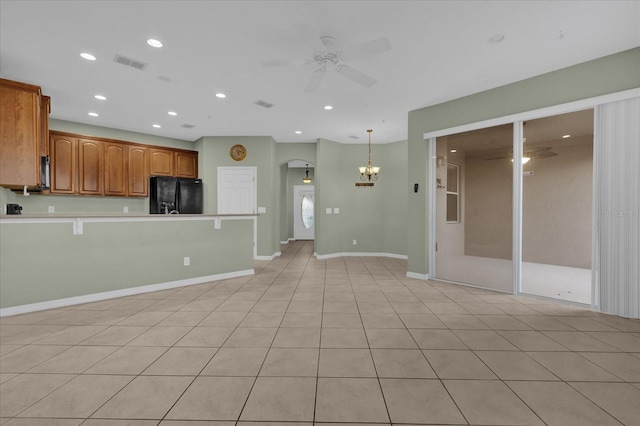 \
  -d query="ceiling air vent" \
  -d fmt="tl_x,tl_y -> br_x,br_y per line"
114,54 -> 147,70
254,100 -> 274,109
181,123 -> 195,129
